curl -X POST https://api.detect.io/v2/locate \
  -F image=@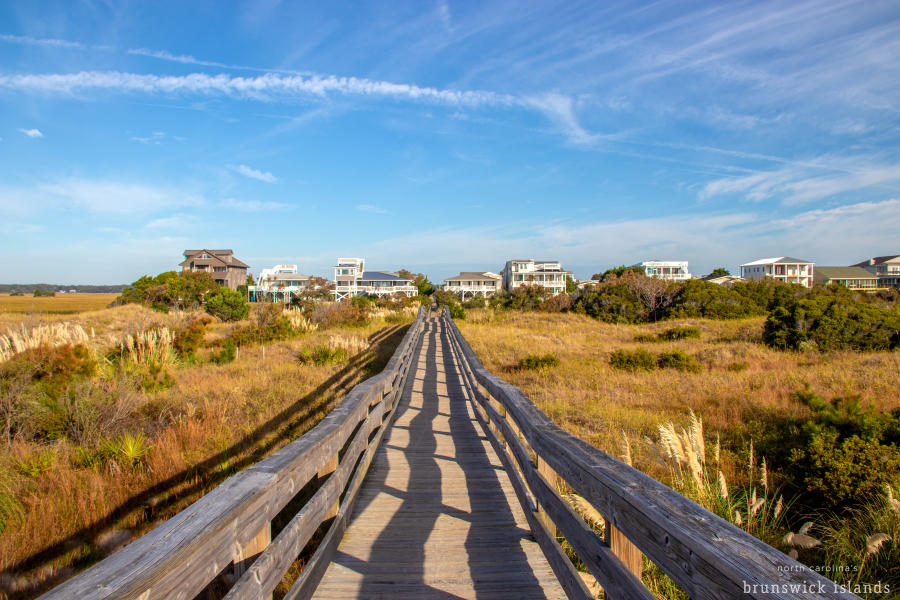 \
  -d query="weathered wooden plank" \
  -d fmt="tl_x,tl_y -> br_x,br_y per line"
443,323 -> 589,600
224,400 -> 387,599
442,309 -> 860,600
313,314 -> 567,599
286,368 -> 404,600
